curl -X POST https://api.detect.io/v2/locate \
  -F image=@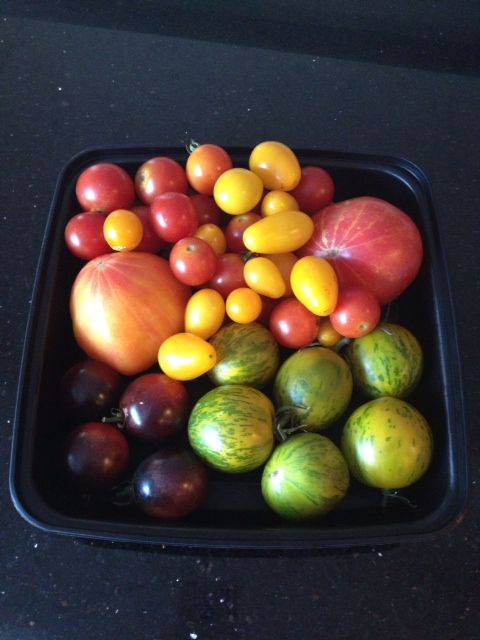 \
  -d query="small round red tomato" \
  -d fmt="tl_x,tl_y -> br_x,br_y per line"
130,205 -> 165,253
135,157 -> 188,204
169,237 -> 218,286
330,285 -> 381,338
290,166 -> 335,213
151,192 -> 198,243
206,252 -> 246,298
186,144 -> 233,195
103,209 -> 144,251
76,163 -> 135,213
269,298 -> 318,349
64,212 -> 112,260
225,212 -> 262,253
189,194 -> 222,226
